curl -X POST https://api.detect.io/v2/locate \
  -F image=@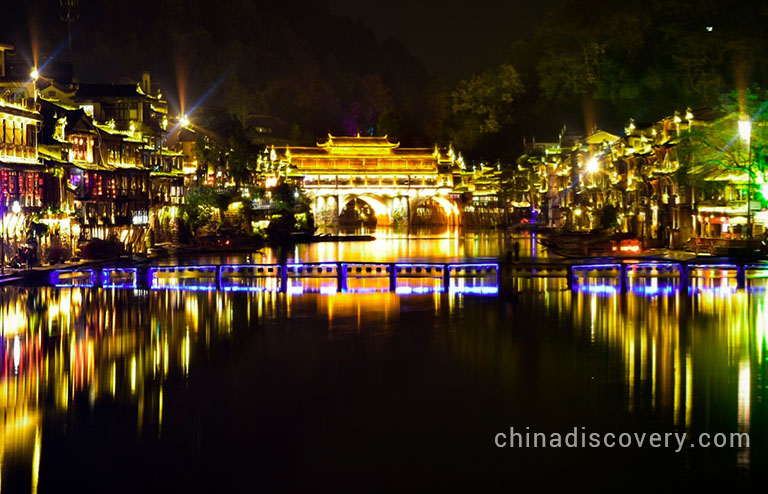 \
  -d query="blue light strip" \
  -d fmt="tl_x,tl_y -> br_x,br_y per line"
572,263 -> 622,271
288,285 -> 305,295
150,265 -> 218,289
395,263 -> 442,267
395,286 -> 446,295
102,268 -> 138,289
688,264 -> 739,270
627,263 -> 680,270
447,263 -> 499,270
449,286 -> 499,295
631,285 -> 679,295
286,263 -> 338,269
689,285 -> 739,295
345,286 -> 388,294
220,286 -> 272,292
577,284 -> 618,294
51,269 -> 96,288
149,265 -> 219,274
152,285 -> 217,292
